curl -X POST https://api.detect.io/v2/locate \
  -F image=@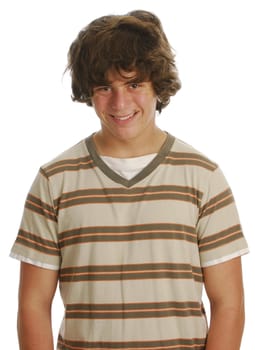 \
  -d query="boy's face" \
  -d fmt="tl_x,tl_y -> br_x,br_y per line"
91,69 -> 158,146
